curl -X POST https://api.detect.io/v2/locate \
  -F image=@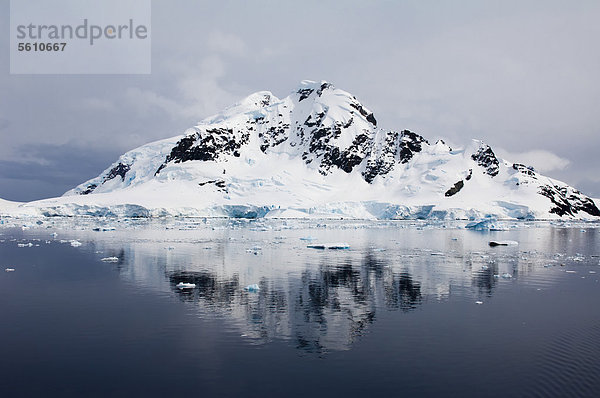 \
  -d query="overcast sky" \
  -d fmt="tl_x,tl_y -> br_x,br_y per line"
1,0 -> 599,201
